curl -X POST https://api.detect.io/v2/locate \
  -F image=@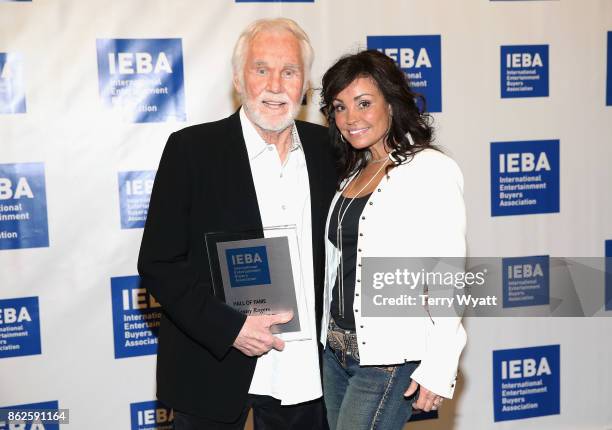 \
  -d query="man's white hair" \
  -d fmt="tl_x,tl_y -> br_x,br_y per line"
232,17 -> 314,93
